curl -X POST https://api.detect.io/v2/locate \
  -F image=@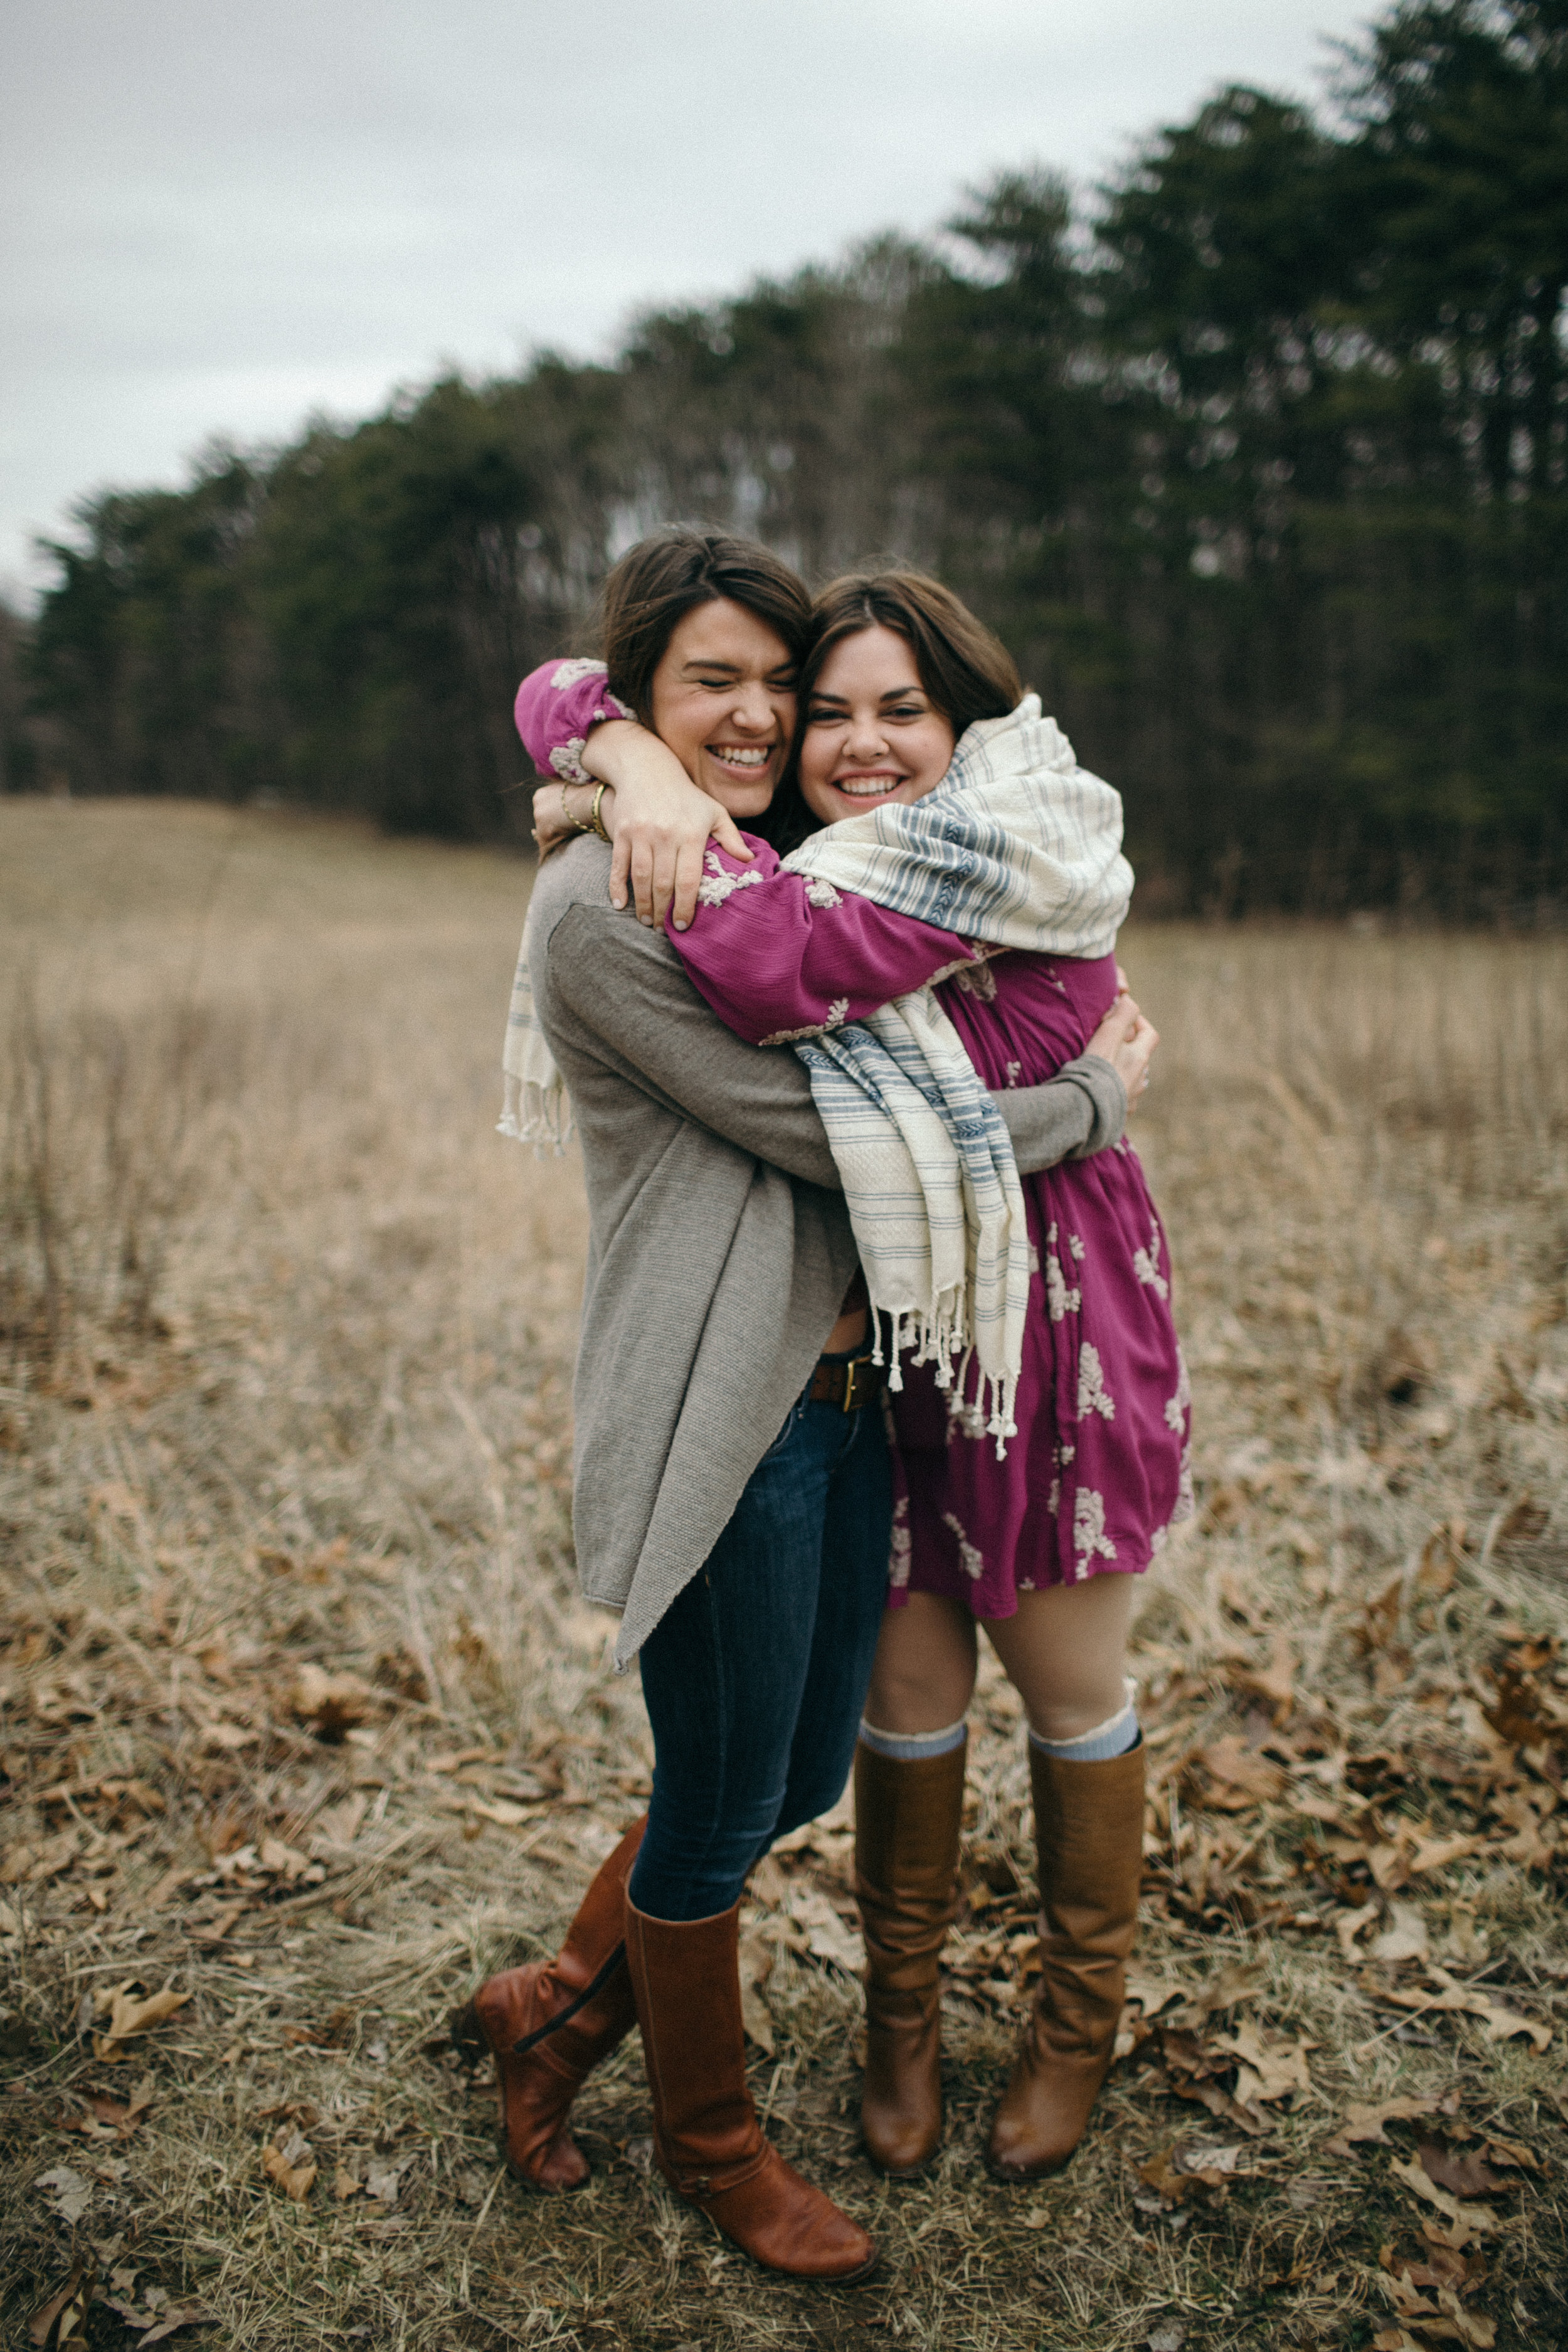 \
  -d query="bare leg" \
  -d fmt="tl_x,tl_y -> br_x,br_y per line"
982,1576 -> 1136,1744
863,1592 -> 977,1735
